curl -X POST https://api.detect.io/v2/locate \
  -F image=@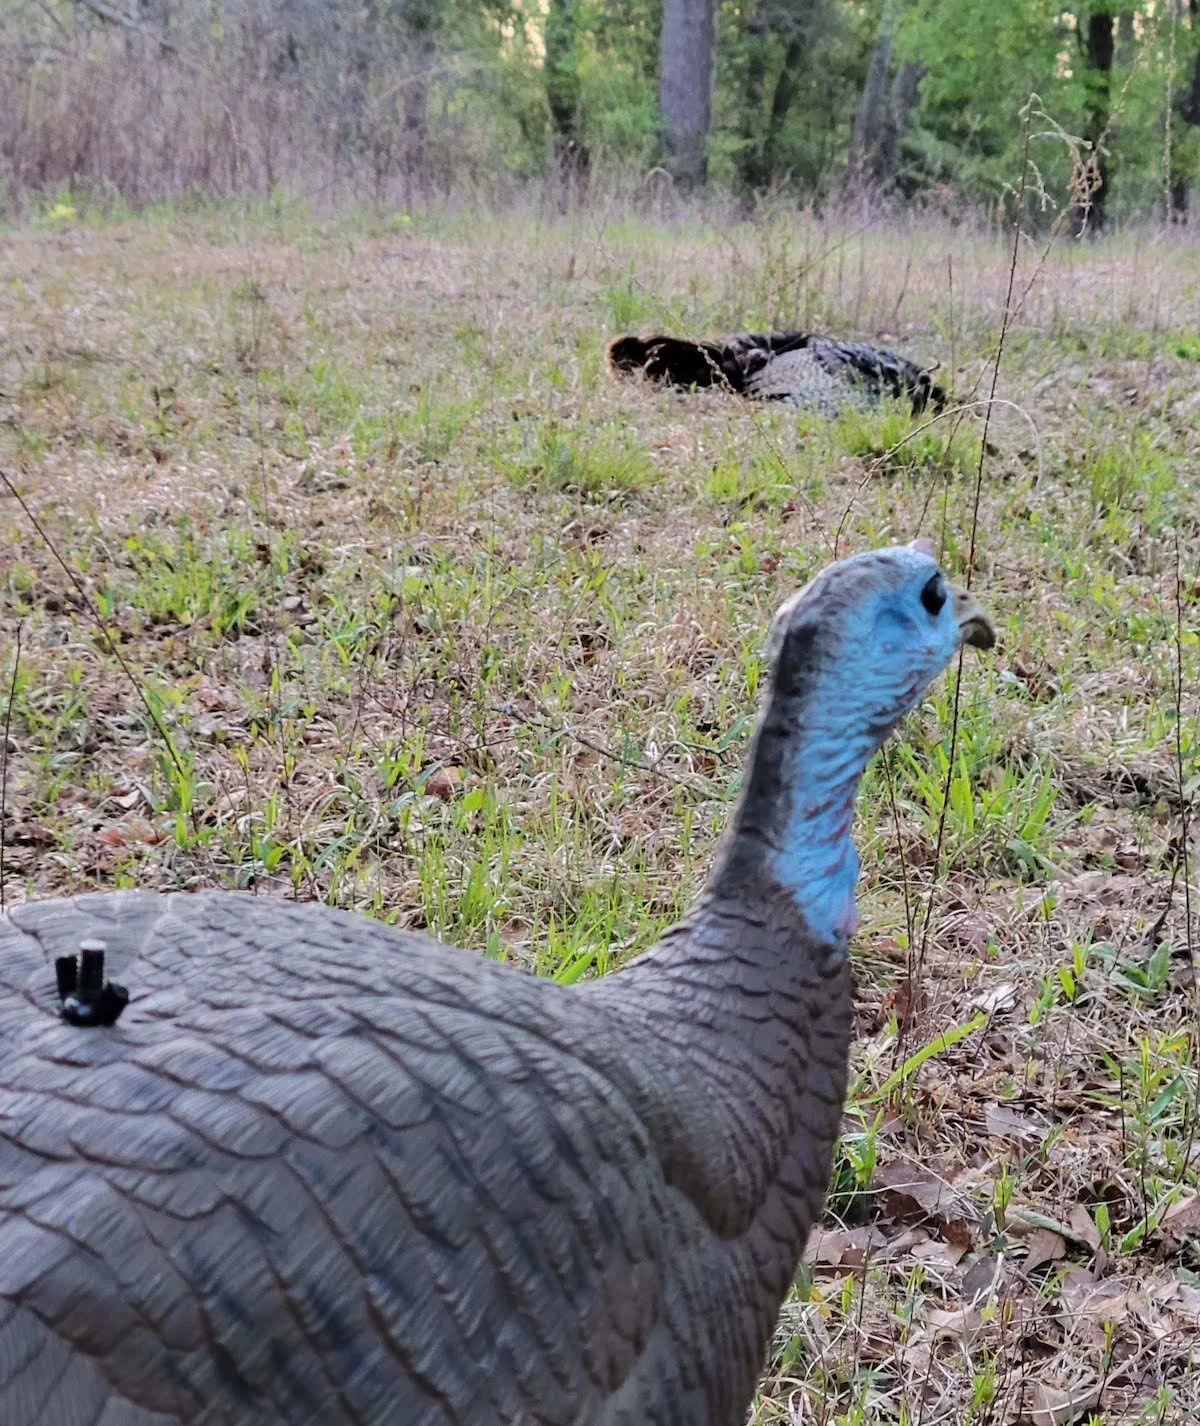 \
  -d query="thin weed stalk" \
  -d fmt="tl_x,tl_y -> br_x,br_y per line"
0,466 -> 190,795
0,623 -> 20,912
1173,529 -> 1198,1166
902,111 -> 1032,1063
